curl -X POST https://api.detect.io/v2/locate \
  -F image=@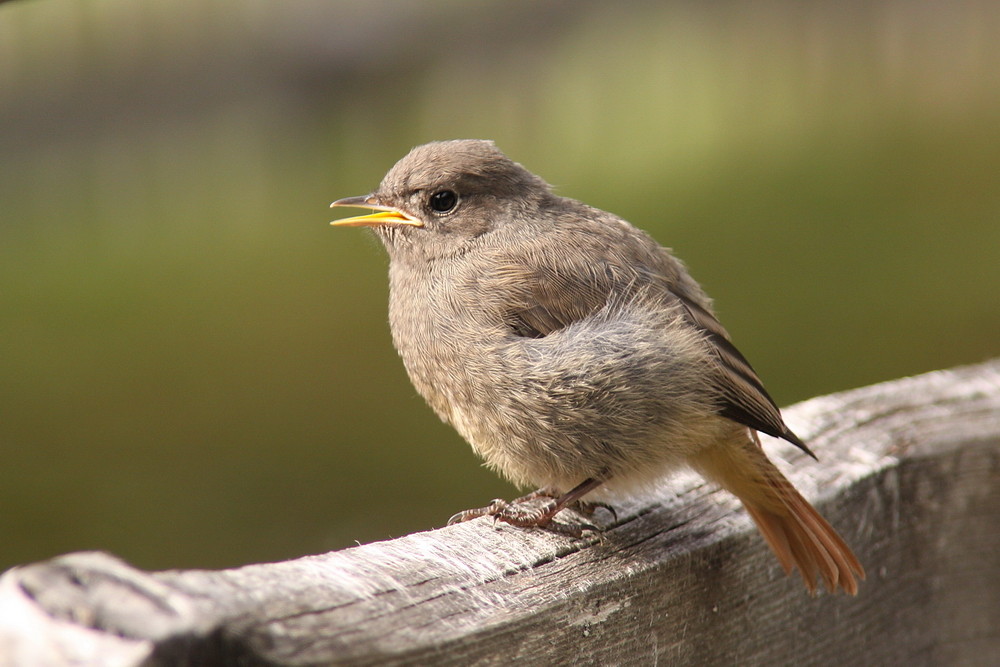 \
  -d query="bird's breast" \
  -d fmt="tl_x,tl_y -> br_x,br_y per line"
384,260 -> 729,491
385,263 -> 502,425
